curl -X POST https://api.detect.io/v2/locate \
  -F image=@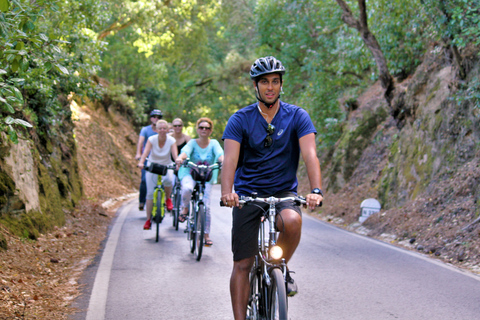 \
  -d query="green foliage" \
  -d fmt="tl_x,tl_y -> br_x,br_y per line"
0,74 -> 31,143
103,83 -> 149,126
251,0 -> 370,147
97,0 -> 255,133
453,72 -> 480,109
422,0 -> 480,48
1,0 -> 479,153
420,0 -> 480,106
0,0 -> 108,143
368,0 -> 430,78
